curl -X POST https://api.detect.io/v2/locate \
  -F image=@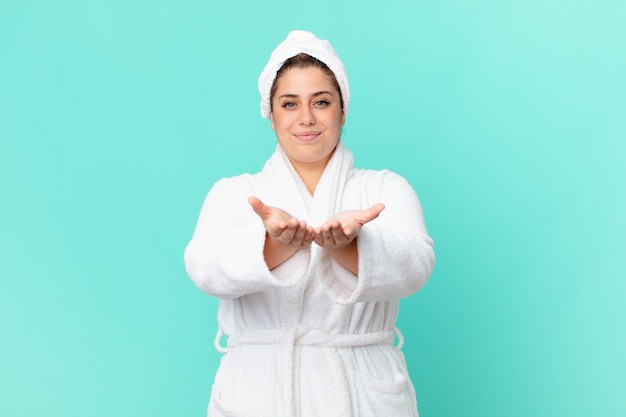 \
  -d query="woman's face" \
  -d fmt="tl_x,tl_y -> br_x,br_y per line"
270,66 -> 345,171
